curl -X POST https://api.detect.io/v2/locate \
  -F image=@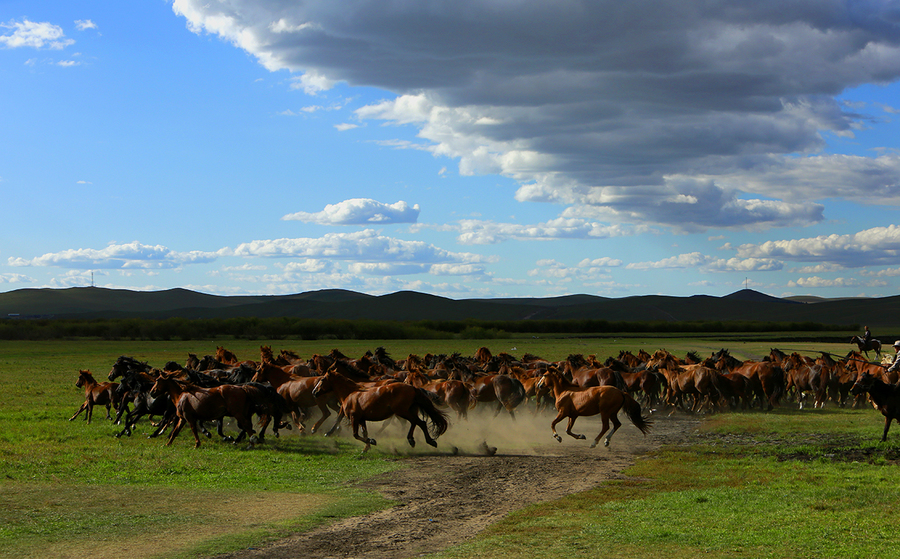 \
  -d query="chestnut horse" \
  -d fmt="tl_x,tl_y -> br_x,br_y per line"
850,371 -> 900,441
312,370 -> 449,453
251,361 -> 341,434
70,370 -> 120,423
537,368 -> 651,448
149,373 -> 257,448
